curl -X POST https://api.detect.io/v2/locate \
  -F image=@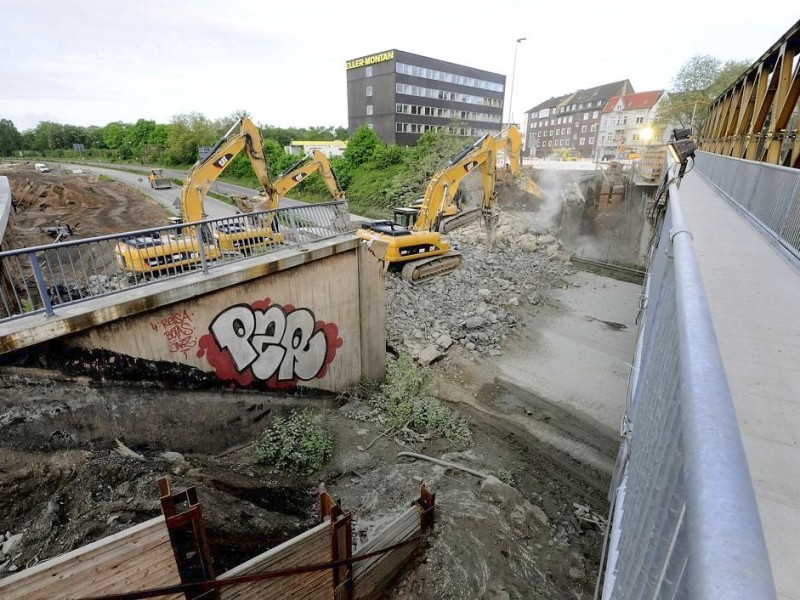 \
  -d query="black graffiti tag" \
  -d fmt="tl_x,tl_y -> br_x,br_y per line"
209,303 -> 329,381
